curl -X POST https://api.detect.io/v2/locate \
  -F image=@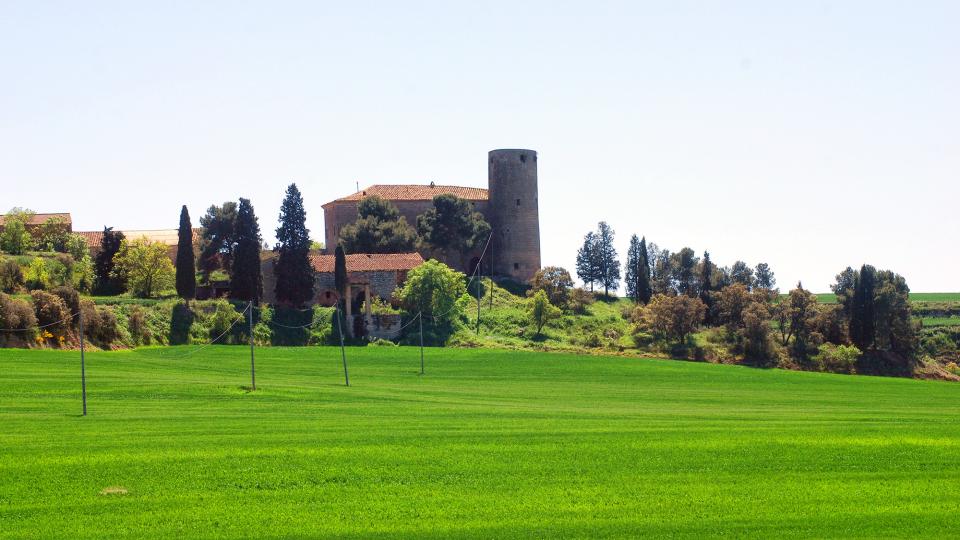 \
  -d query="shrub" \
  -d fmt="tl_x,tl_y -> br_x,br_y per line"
369,337 -> 398,347
51,286 -> 81,326
31,290 -> 70,333
527,290 -> 561,336
127,305 -> 152,345
0,292 -> 37,332
569,288 -> 595,315
50,254 -> 74,287
813,343 -> 861,374
24,258 -> 49,290
0,259 -> 24,292
528,266 -> 574,309
65,234 -> 90,261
